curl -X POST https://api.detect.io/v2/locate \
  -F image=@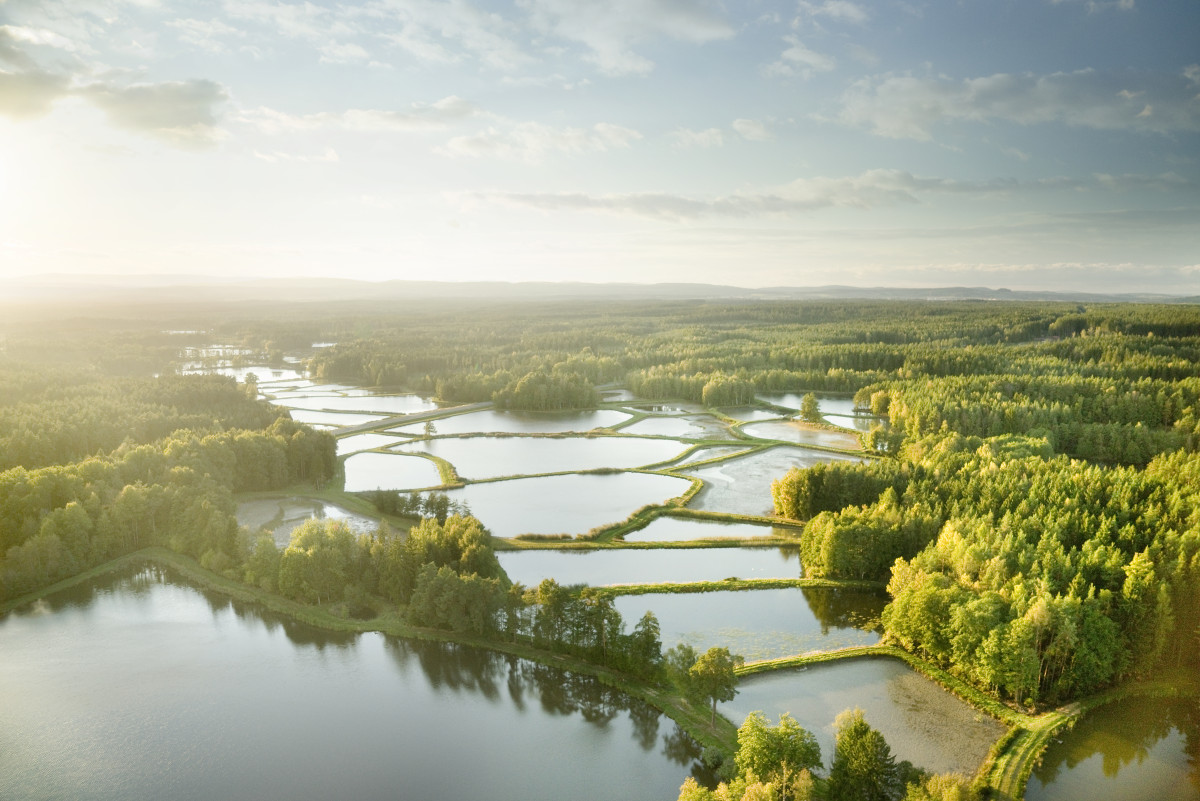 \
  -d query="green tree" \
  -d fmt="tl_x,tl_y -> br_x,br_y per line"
827,708 -> 902,801
690,646 -> 744,725
735,711 -> 821,798
799,393 -> 821,423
